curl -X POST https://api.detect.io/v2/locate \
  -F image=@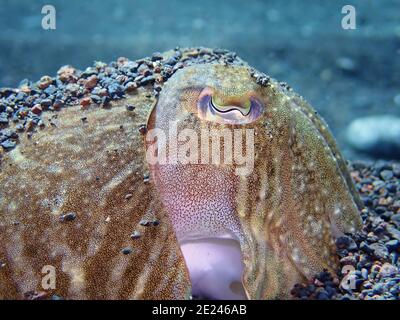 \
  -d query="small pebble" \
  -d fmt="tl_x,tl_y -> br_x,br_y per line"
381,170 -> 394,181
1,139 -> 16,150
59,212 -> 76,222
84,75 -> 98,90
31,104 -> 43,115
139,219 -> 151,227
138,125 -> 147,135
80,97 -> 91,107
122,247 -> 133,255
130,231 -> 141,239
